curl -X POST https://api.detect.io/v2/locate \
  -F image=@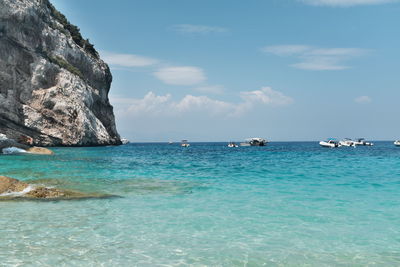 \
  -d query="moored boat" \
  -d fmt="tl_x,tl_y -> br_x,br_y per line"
339,138 -> 356,147
181,140 -> 190,147
227,142 -> 238,148
121,138 -> 130,145
240,138 -> 267,147
319,139 -> 341,148
394,140 -> 400,146
354,138 -> 374,146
